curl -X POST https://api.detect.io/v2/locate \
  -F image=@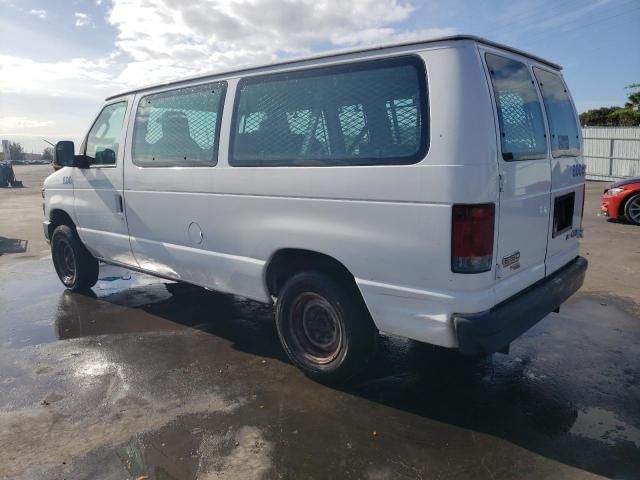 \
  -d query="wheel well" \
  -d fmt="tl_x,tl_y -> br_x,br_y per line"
265,249 -> 356,297
621,191 -> 640,217
49,209 -> 75,238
